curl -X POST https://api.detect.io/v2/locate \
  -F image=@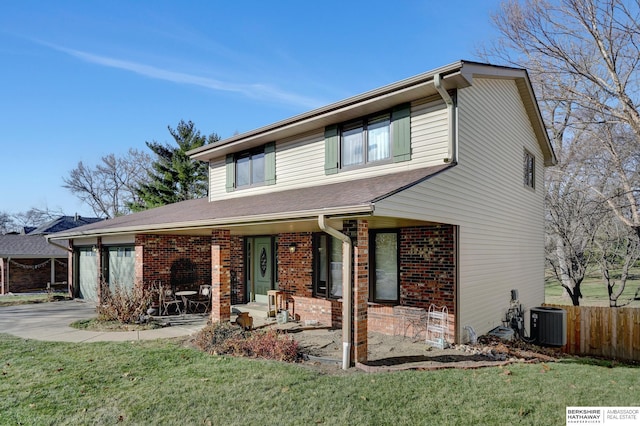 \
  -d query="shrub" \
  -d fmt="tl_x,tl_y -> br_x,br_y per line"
195,322 -> 300,362
96,281 -> 153,324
